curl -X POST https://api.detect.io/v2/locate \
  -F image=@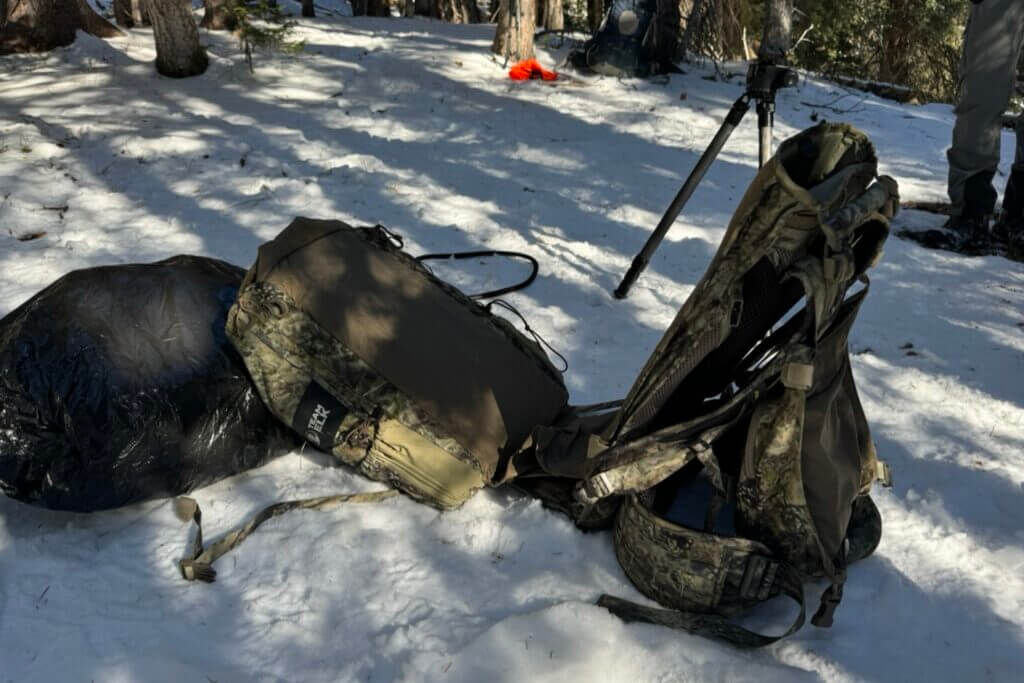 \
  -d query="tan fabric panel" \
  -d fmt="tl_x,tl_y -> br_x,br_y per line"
364,419 -> 487,509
